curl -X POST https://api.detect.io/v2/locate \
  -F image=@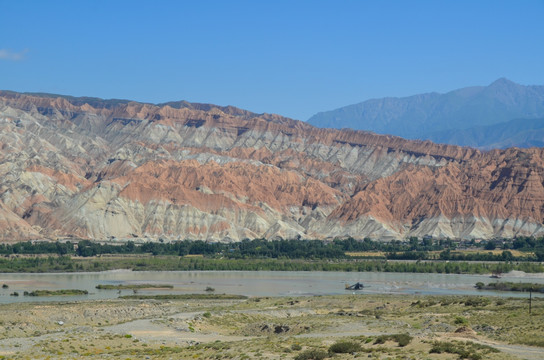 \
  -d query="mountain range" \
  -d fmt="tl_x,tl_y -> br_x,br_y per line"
308,78 -> 544,149
0,90 -> 543,242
